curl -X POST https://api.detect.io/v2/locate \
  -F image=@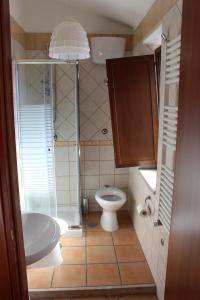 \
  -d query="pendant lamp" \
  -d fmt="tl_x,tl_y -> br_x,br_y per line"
49,19 -> 90,60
